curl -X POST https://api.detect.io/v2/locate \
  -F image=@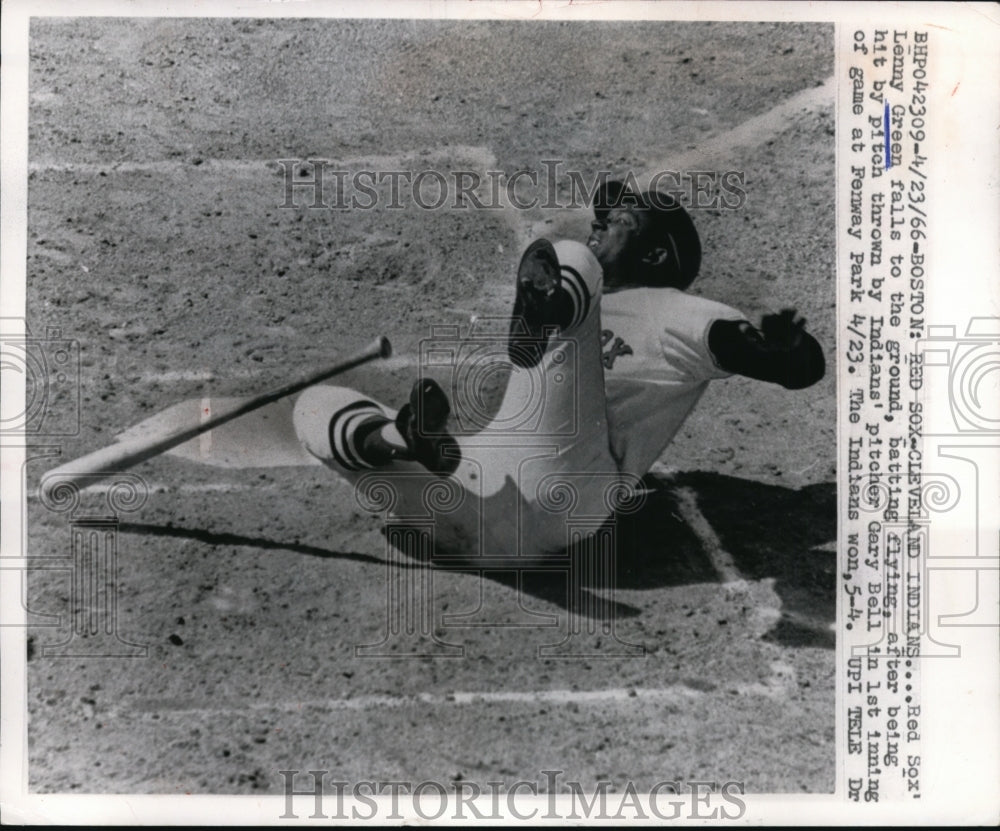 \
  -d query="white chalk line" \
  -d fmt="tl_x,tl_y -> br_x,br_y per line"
25,481 -> 302,500
660,75 -> 834,172
672,486 -> 743,584
670,489 -> 834,637
26,145 -> 500,176
136,355 -> 422,384
521,75 -> 835,245
125,680 -> 792,718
